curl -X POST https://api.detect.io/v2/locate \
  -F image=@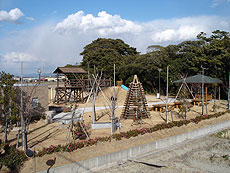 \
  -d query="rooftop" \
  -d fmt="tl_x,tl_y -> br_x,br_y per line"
53,67 -> 87,74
